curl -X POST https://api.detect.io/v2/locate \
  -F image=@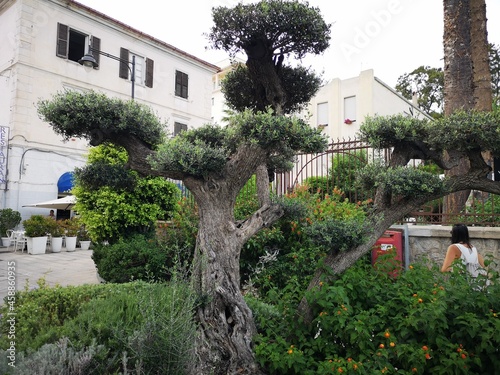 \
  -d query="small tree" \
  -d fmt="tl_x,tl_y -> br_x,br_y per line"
0,208 -> 22,237
72,144 -> 179,243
